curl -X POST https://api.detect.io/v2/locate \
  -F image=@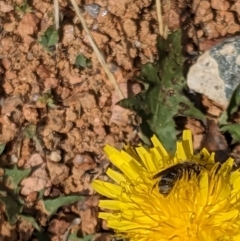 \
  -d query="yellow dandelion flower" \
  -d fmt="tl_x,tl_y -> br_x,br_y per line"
92,130 -> 240,241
